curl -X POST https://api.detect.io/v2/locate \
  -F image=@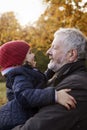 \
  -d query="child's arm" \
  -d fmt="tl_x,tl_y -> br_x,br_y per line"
13,75 -> 76,110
